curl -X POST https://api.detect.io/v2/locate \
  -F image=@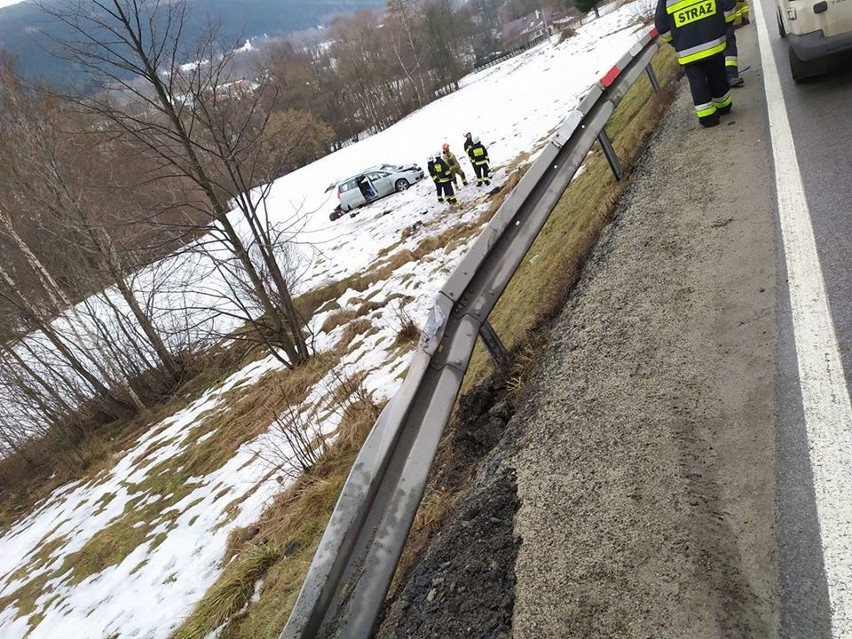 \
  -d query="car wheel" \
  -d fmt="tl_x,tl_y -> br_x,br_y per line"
789,47 -> 811,83
394,179 -> 410,192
